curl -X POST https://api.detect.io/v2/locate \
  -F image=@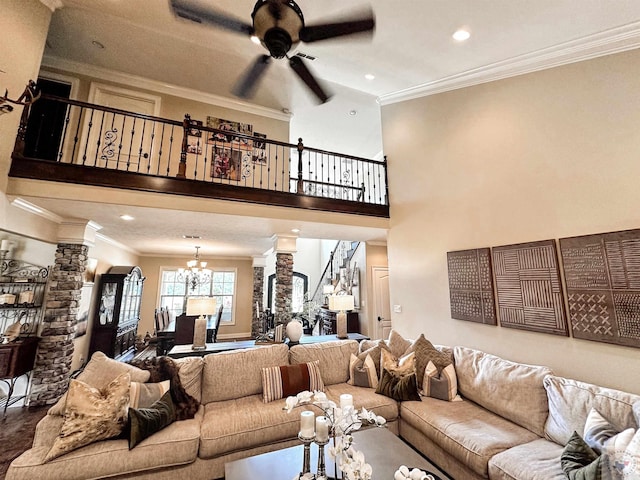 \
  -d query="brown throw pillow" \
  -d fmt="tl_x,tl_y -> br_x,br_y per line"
387,330 -> 411,358
128,391 -> 176,449
261,361 -> 325,403
375,349 -> 421,402
404,334 -> 452,387
45,372 -> 131,462
422,361 -> 458,401
358,339 -> 392,377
